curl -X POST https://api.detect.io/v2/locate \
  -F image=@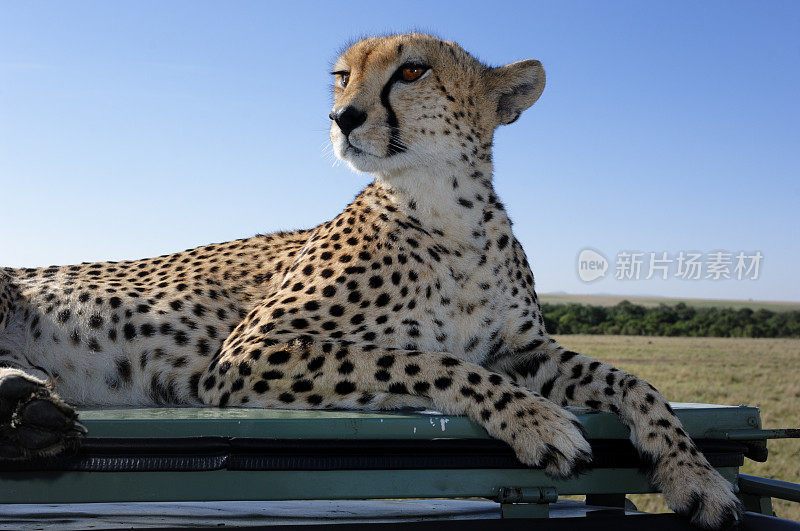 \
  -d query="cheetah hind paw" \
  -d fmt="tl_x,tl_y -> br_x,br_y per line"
0,373 -> 86,459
